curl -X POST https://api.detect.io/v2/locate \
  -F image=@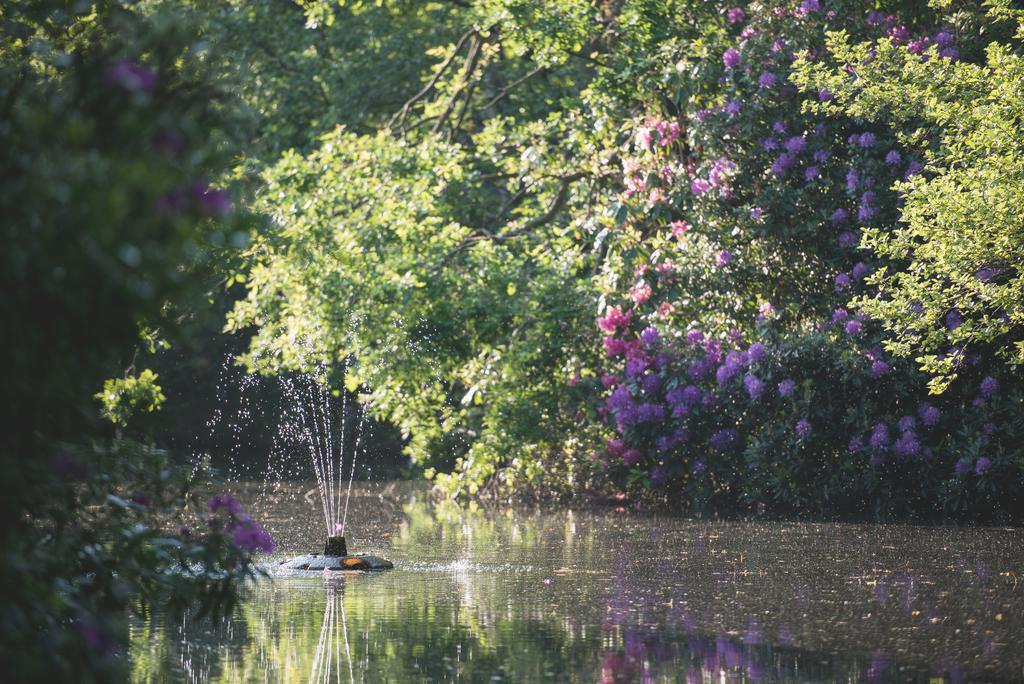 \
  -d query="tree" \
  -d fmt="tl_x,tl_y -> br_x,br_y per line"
1,1 -> 268,678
